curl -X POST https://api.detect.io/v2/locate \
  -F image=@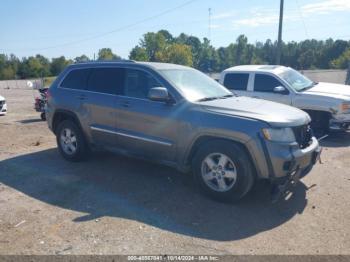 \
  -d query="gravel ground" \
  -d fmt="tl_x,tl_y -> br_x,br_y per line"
0,88 -> 349,255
